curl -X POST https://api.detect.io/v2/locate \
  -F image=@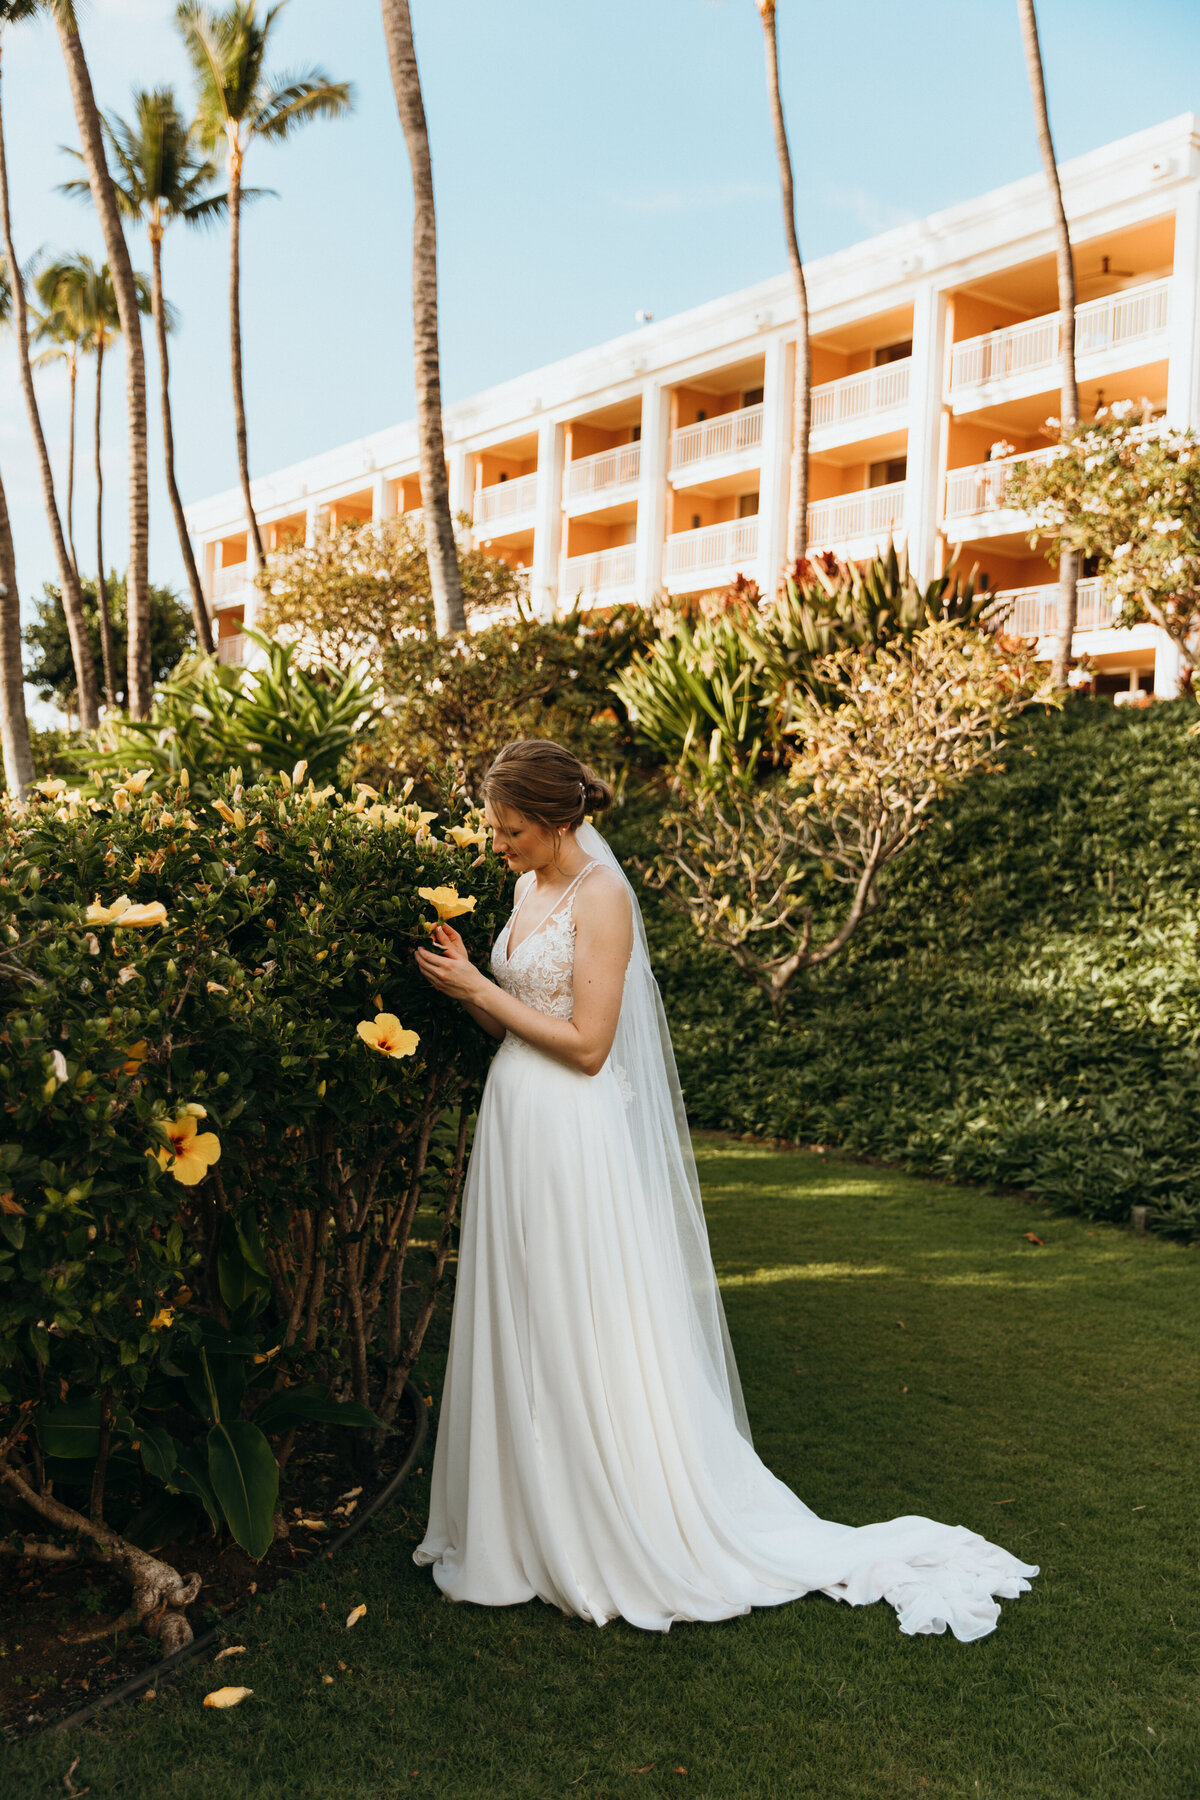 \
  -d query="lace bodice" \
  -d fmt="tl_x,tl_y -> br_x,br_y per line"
491,864 -> 597,1024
